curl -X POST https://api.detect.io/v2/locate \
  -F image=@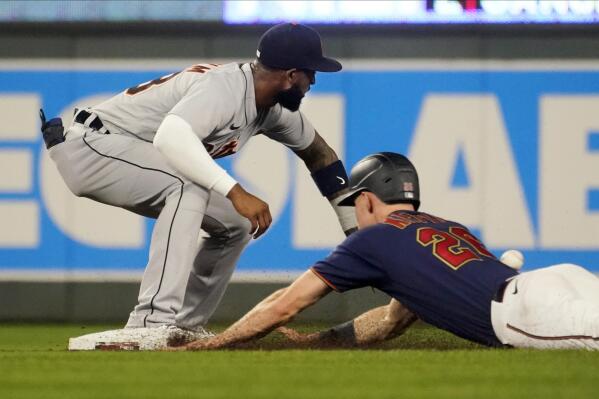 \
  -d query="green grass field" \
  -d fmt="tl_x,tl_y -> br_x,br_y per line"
1,323 -> 598,399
